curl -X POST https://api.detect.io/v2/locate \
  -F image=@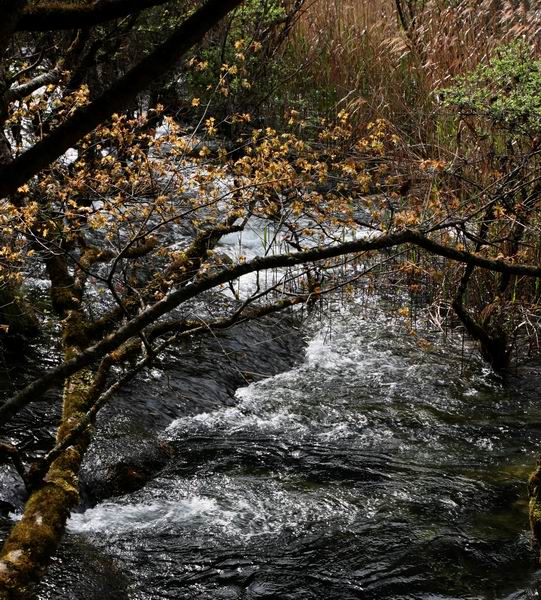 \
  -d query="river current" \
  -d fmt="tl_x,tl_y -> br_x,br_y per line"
29,299 -> 541,599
